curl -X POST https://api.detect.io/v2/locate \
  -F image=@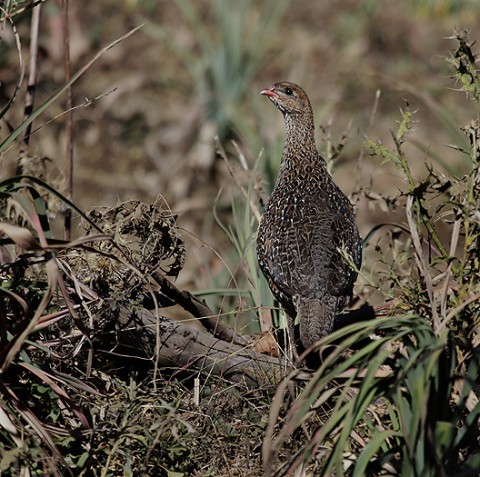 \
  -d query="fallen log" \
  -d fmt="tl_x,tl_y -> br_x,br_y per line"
116,306 -> 289,387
